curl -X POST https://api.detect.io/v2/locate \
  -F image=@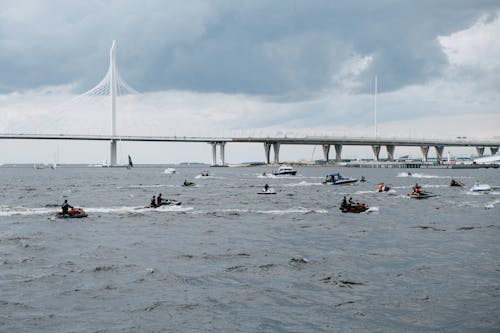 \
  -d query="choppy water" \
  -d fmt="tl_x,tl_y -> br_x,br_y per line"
1,165 -> 499,332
